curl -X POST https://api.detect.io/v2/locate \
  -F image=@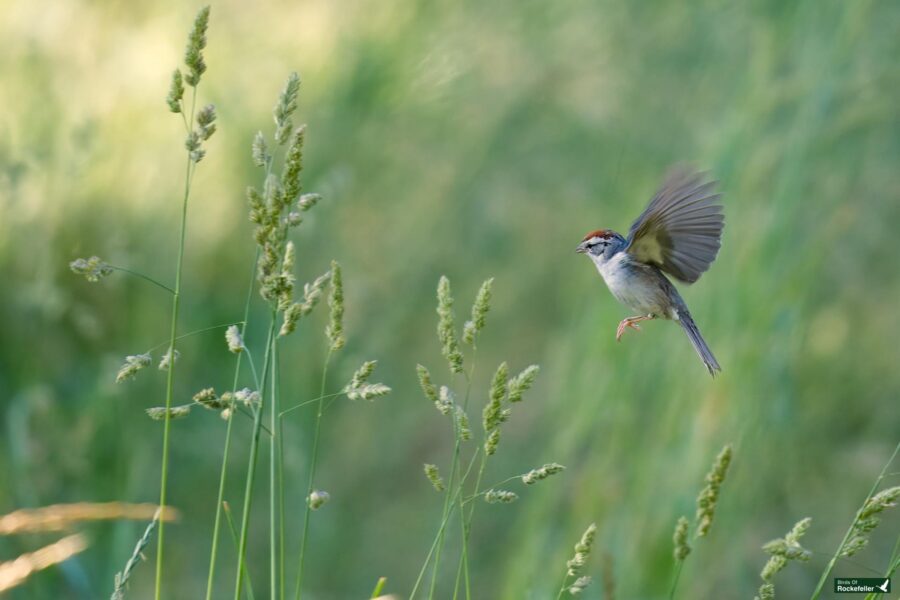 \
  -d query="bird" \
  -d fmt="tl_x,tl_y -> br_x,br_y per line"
575,167 -> 724,376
